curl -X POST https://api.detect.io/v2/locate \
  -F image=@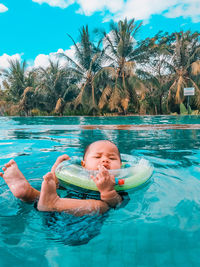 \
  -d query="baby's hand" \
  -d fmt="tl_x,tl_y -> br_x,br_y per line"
51,154 -> 70,187
91,165 -> 115,193
91,165 -> 122,208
